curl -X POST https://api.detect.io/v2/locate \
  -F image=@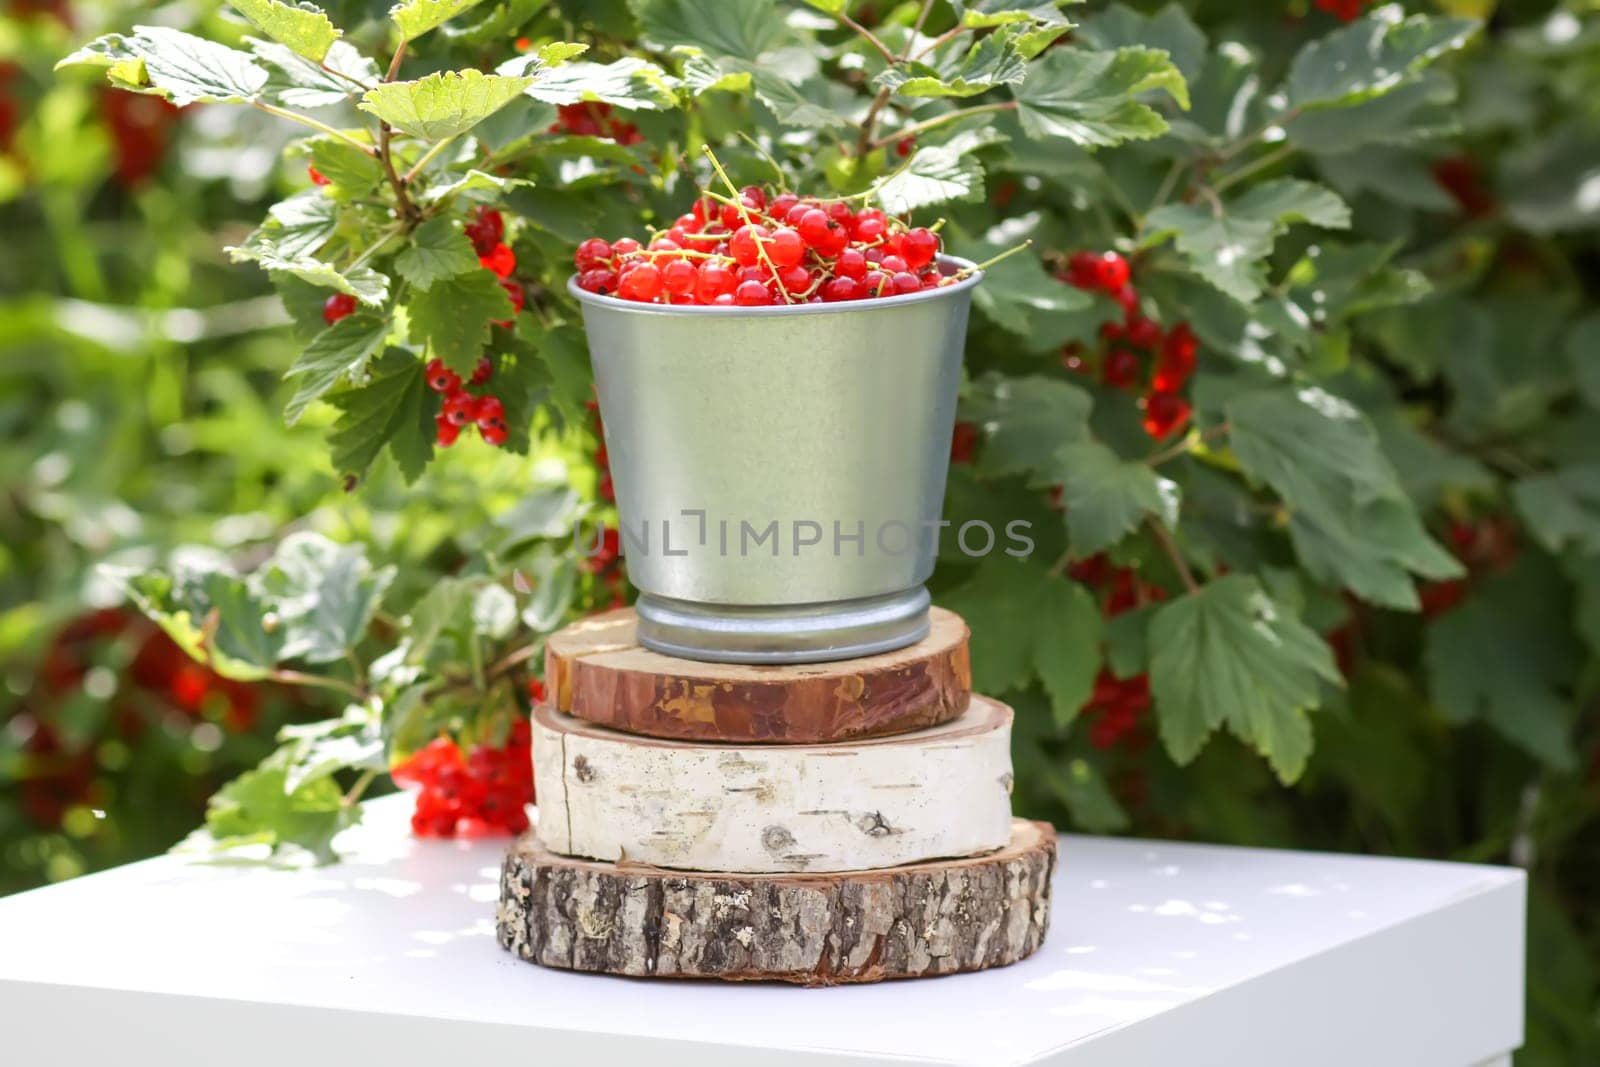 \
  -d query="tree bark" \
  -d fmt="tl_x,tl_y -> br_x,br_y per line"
544,607 -> 971,744
497,818 -> 1055,986
532,697 -> 1014,873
